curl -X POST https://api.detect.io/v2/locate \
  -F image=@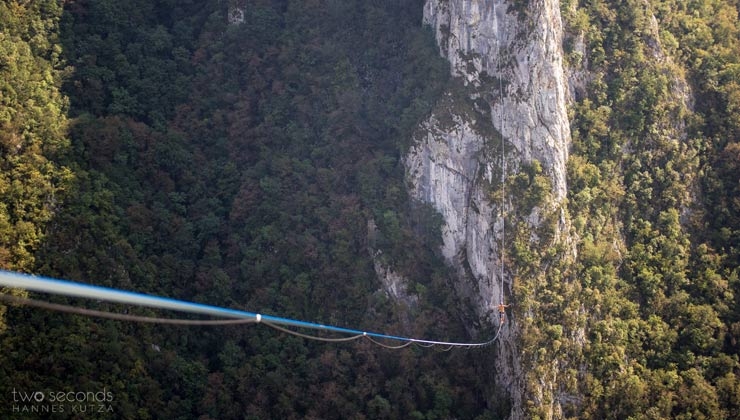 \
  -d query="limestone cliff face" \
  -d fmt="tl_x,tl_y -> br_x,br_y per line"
405,0 -> 571,417
422,0 -> 570,199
